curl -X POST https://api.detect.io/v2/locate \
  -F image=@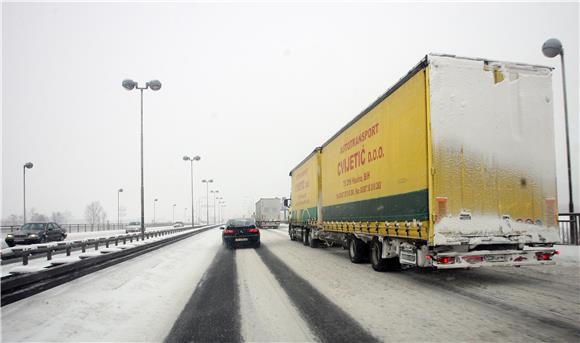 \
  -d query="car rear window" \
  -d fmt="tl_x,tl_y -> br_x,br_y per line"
227,219 -> 255,228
